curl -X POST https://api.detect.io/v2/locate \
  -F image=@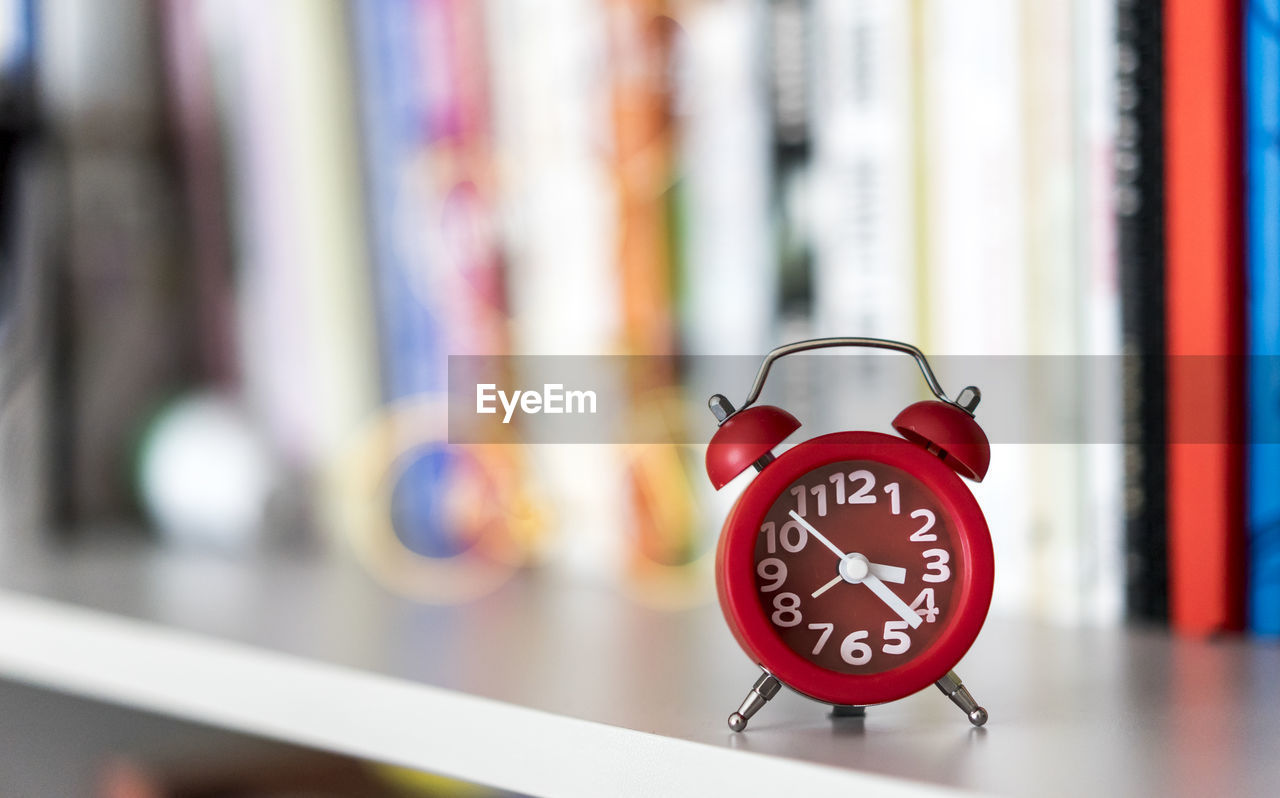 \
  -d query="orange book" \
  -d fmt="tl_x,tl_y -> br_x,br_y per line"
607,0 -> 678,360
1164,0 -> 1246,634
